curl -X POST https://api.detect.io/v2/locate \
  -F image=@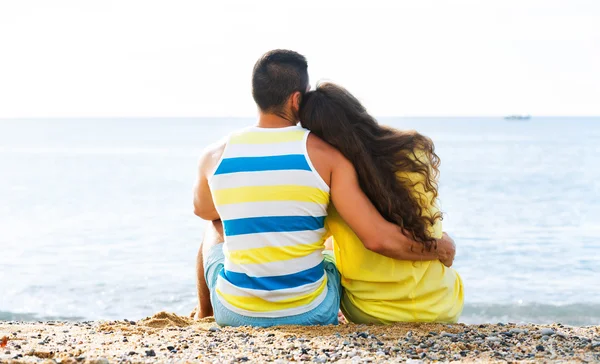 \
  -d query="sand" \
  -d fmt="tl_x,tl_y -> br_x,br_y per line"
1,312 -> 599,363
